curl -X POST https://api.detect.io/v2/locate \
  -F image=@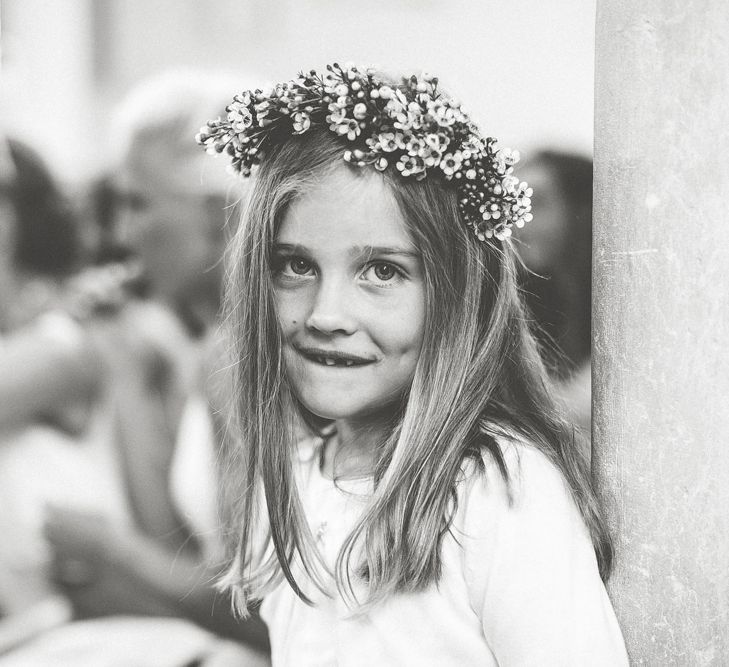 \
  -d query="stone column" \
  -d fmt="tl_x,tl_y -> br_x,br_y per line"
592,2 -> 729,664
